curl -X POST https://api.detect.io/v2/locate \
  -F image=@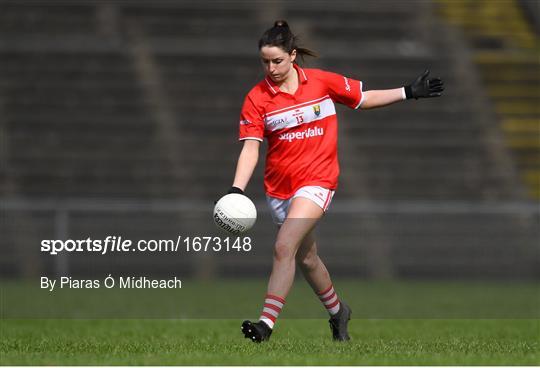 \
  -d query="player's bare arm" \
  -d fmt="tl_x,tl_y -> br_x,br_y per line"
361,69 -> 444,109
360,88 -> 405,109
232,139 -> 260,192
